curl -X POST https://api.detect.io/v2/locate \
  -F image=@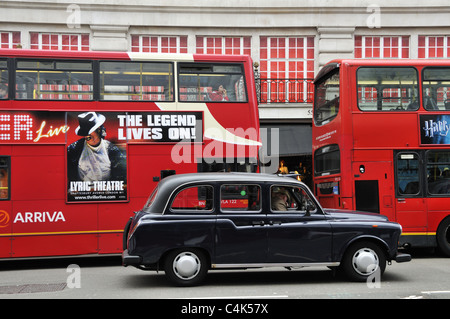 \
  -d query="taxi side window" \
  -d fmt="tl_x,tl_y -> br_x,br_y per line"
220,184 -> 261,212
271,185 -> 317,213
170,185 -> 213,212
